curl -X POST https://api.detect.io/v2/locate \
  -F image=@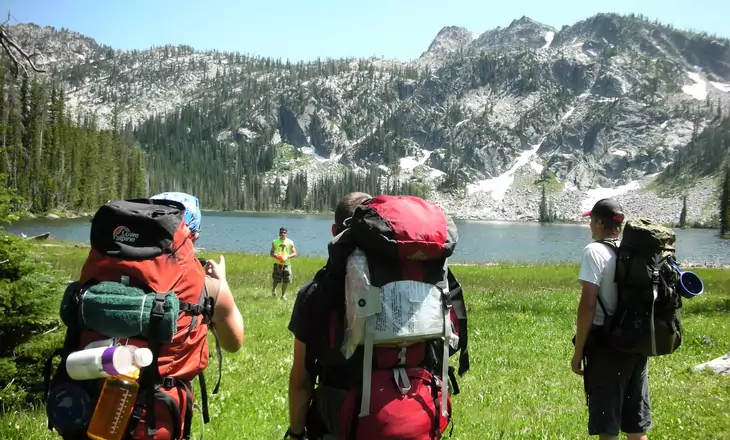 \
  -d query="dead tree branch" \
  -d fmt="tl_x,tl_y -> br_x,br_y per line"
0,13 -> 46,76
